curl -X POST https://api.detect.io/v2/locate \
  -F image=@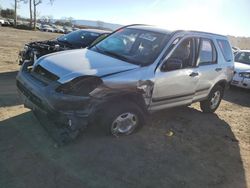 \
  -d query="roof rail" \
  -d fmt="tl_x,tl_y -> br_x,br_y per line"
184,30 -> 226,37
